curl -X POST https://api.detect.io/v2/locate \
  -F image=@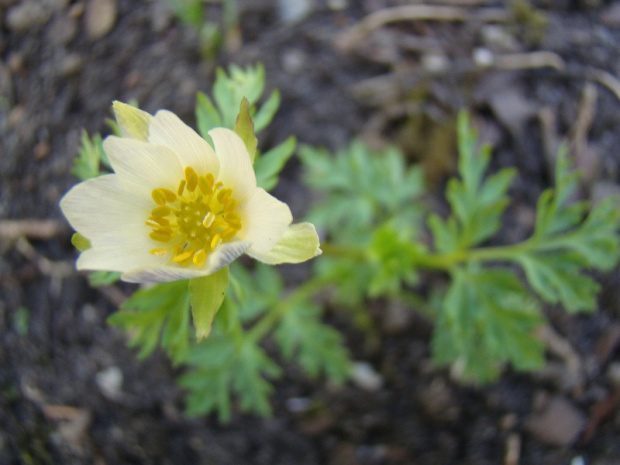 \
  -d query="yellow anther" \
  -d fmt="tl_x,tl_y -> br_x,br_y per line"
148,171 -> 242,266
146,217 -> 169,227
151,189 -> 167,206
151,206 -> 171,217
210,234 -> 222,250
198,176 -> 213,196
150,230 -> 173,242
149,248 -> 169,256
217,188 -> 232,204
202,212 -> 215,228
224,212 -> 241,222
161,188 -> 177,202
193,249 -> 207,266
221,228 -> 237,240
224,198 -> 237,212
172,249 -> 193,263
185,167 -> 198,192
